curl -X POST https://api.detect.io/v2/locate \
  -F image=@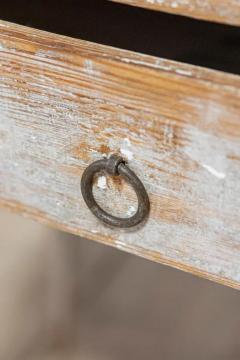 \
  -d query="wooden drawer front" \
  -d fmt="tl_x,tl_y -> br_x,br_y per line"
0,20 -> 240,289
111,0 -> 240,26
